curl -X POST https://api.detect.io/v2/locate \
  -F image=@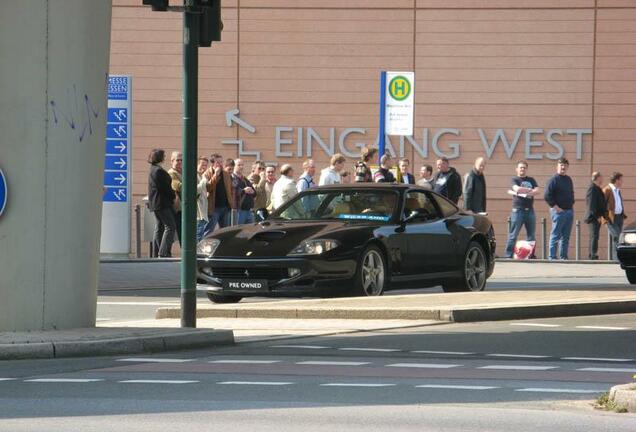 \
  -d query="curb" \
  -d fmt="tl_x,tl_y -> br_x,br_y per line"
156,300 -> 636,322
609,383 -> 636,412
0,330 -> 234,360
